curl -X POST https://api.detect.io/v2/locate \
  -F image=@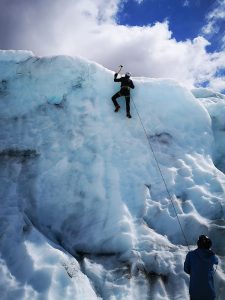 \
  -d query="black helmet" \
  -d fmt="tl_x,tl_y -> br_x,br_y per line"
125,72 -> 131,77
197,235 -> 212,249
